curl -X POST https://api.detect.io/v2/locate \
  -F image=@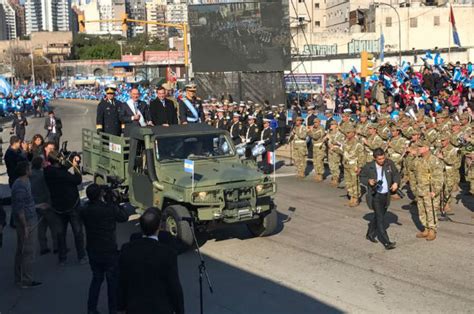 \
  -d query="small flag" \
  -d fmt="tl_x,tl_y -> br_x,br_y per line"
449,5 -> 461,47
434,53 -> 444,67
184,159 -> 194,174
267,151 -> 276,165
